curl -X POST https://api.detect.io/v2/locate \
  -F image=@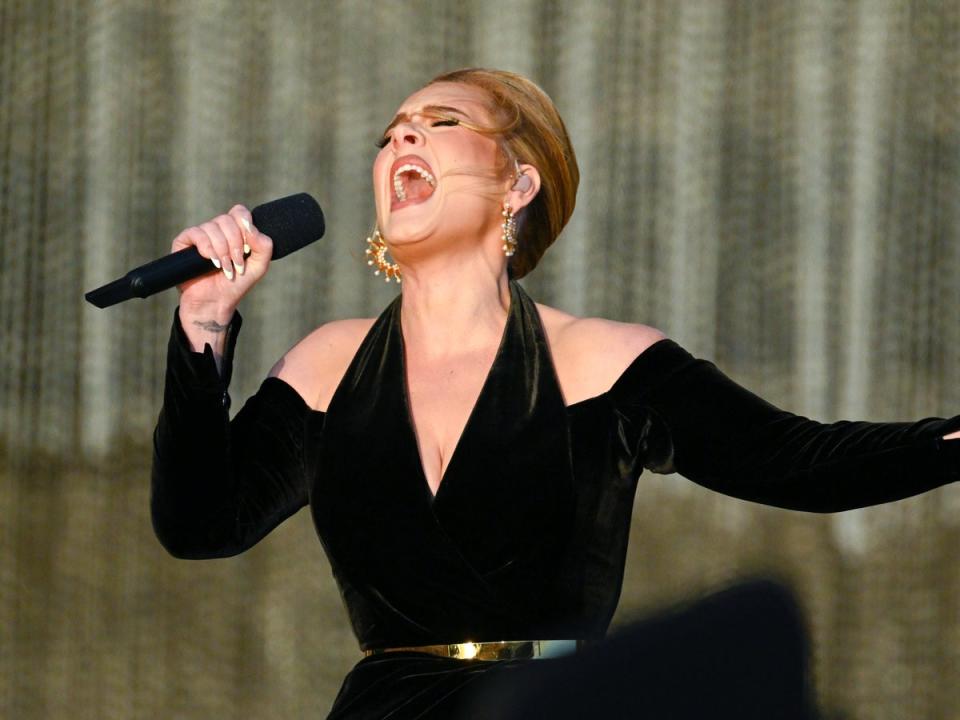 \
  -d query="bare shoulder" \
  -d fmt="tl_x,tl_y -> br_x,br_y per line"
535,304 -> 666,356
268,317 -> 376,411
535,303 -> 667,404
